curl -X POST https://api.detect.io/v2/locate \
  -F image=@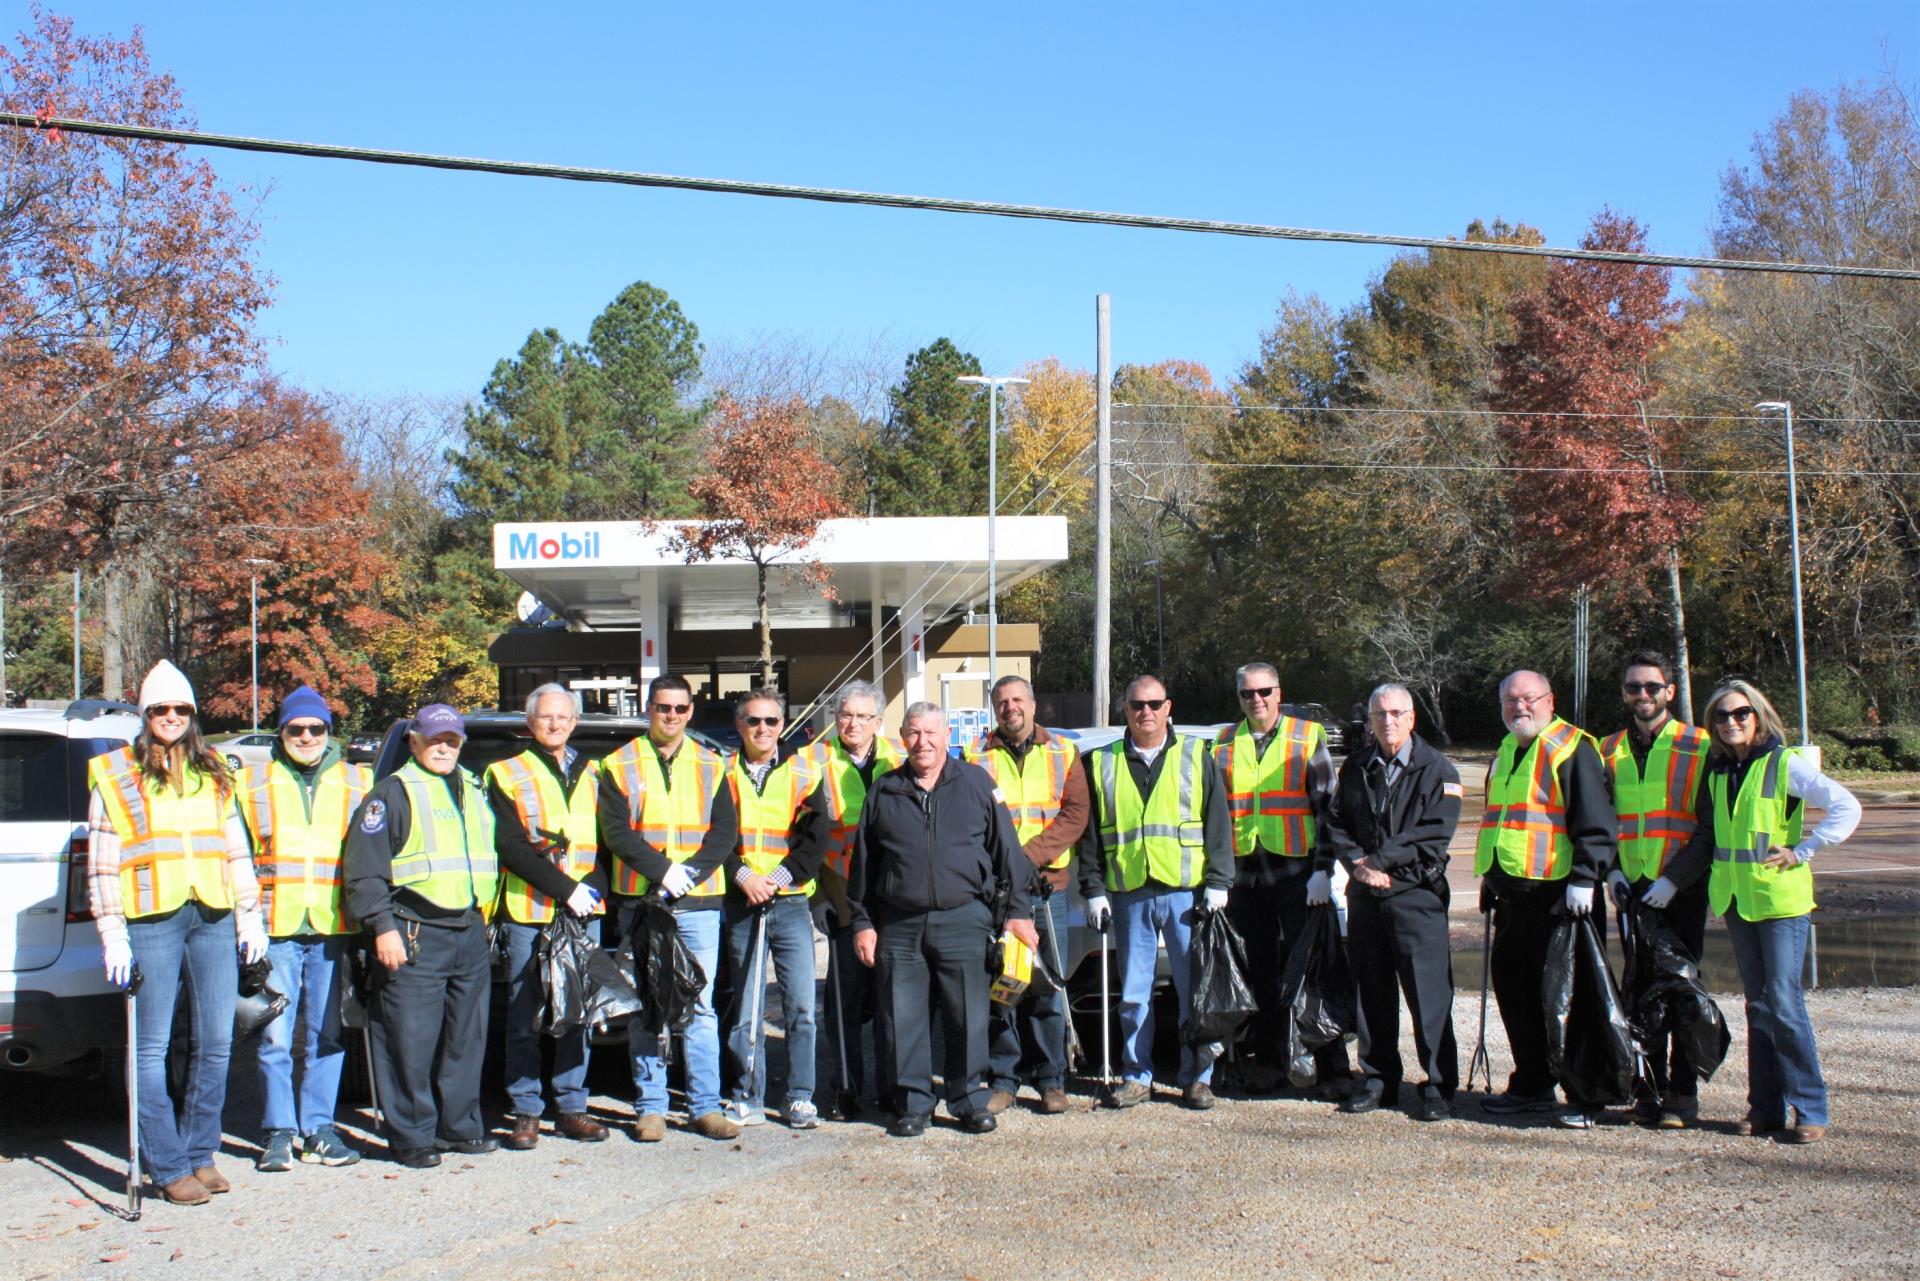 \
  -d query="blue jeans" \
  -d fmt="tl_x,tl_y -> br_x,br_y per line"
258,935 -> 350,1135
125,902 -> 239,1186
989,888 -> 1069,1092
502,917 -> 600,1117
1726,907 -> 1827,1127
623,901 -> 723,1119
1114,885 -> 1210,1088
723,896 -> 817,1109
